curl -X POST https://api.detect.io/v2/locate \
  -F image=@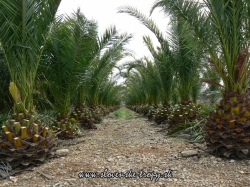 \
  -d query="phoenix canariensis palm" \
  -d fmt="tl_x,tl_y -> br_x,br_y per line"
80,26 -> 132,108
42,9 -> 98,138
118,6 -> 175,107
123,58 -> 165,118
164,17 -> 202,127
119,6 -> 201,125
0,0 -> 61,168
123,66 -> 146,106
75,26 -> 131,127
143,37 -> 175,107
124,59 -> 161,106
168,17 -> 202,104
152,0 -> 250,158
98,80 -> 123,107
69,26 -> 130,129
